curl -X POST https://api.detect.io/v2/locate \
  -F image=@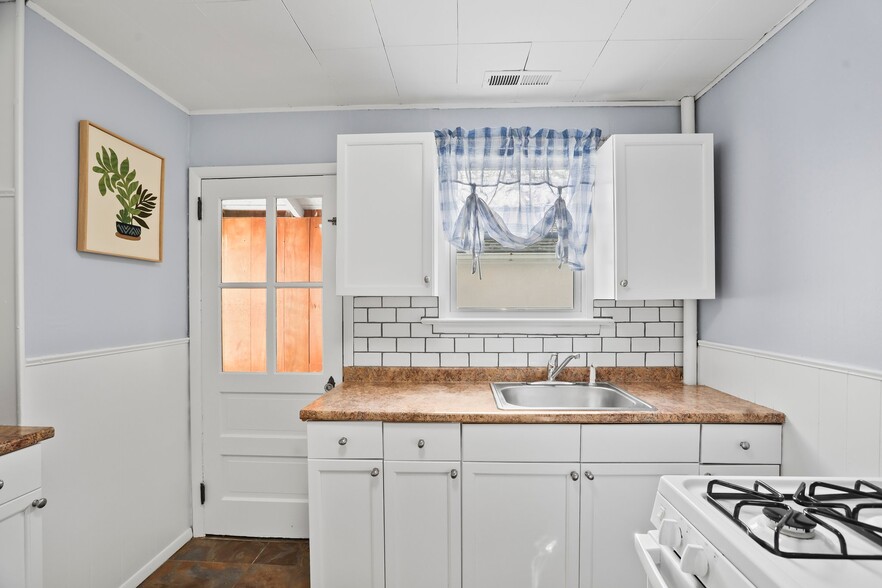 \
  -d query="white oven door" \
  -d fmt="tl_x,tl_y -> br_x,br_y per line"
635,532 -> 702,588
